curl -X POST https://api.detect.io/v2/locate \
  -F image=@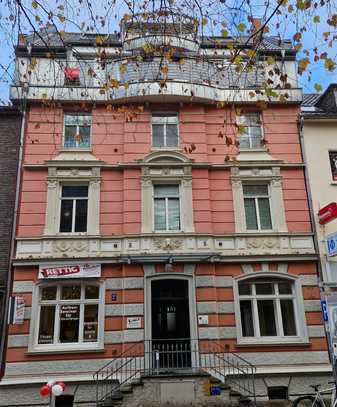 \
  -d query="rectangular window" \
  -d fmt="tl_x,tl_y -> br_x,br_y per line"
329,152 -> 337,181
59,185 -> 88,233
37,283 -> 101,347
154,184 -> 181,231
64,114 -> 91,149
152,114 -> 178,148
243,184 -> 272,230
237,113 -> 263,149
238,279 -> 298,340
